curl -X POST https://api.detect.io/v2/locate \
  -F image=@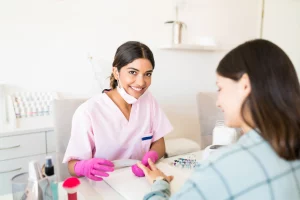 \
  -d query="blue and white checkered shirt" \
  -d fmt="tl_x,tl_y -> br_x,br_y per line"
144,130 -> 300,200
